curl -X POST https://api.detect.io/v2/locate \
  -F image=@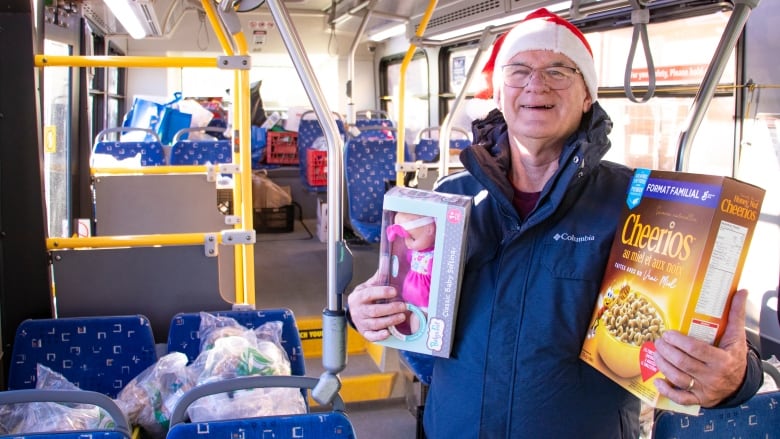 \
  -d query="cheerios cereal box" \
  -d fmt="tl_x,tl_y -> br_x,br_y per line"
580,168 -> 765,414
